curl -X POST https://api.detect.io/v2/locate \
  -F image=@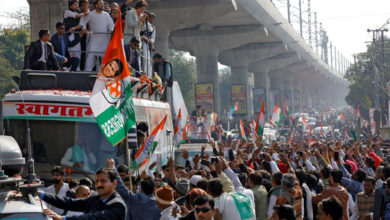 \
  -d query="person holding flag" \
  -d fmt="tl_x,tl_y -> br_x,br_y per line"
255,101 -> 265,136
132,115 -> 168,170
270,105 -> 283,128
